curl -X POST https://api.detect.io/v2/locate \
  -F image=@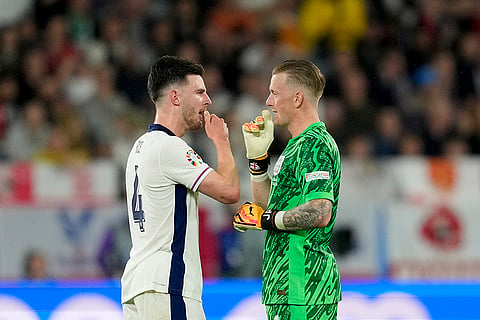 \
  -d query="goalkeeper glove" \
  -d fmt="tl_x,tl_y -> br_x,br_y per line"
233,201 -> 284,232
242,110 -> 274,176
